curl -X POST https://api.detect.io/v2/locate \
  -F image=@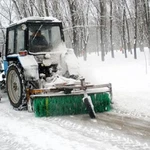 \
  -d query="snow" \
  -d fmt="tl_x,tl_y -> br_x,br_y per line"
10,16 -> 60,26
18,55 -> 39,80
79,48 -> 150,120
0,48 -> 150,149
65,48 -> 80,76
